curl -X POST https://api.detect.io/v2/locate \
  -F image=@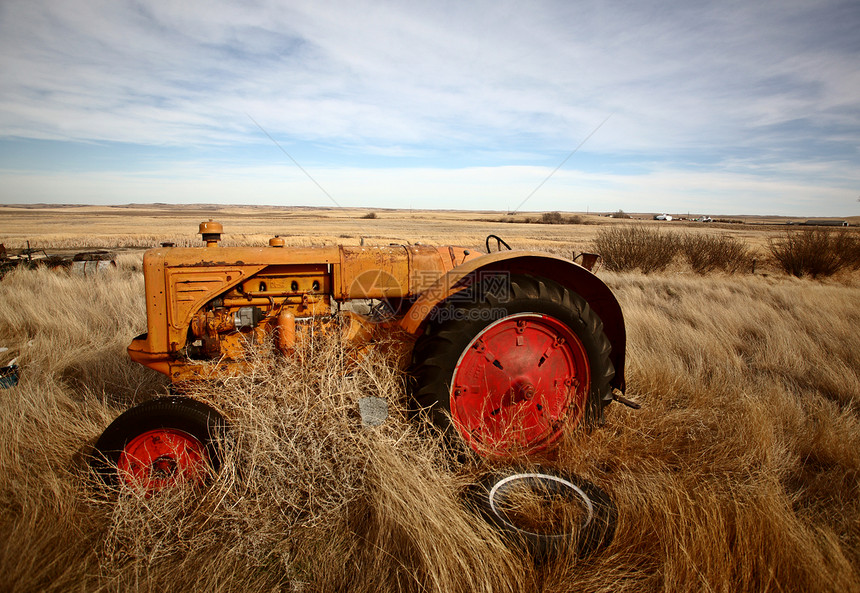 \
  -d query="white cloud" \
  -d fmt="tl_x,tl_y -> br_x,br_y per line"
0,0 -> 858,215
0,0 -> 854,146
